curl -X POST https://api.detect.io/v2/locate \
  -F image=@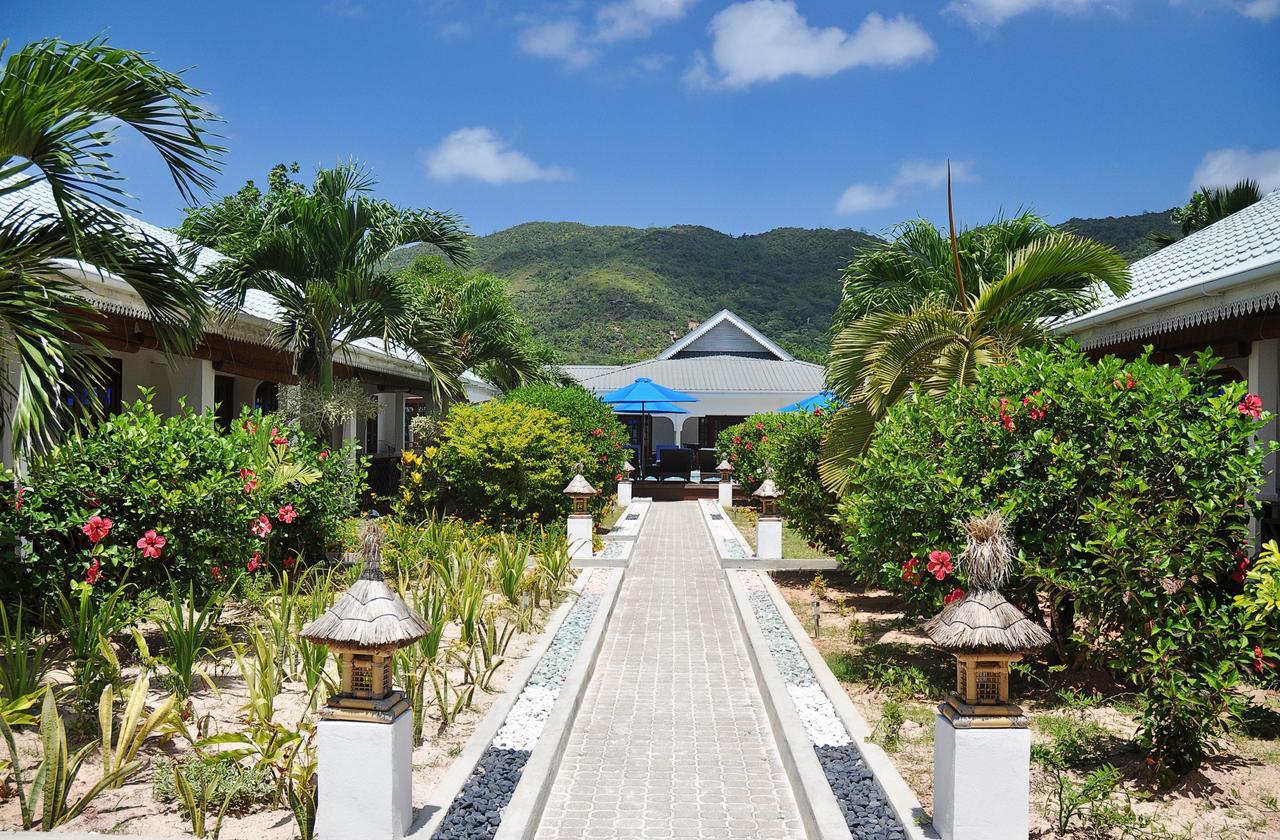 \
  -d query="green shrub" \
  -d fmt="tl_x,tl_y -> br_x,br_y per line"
1,395 -> 365,608
505,384 -> 629,516
153,755 -> 275,816
716,411 -> 841,554
840,343 -> 1273,775
401,401 -> 588,528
